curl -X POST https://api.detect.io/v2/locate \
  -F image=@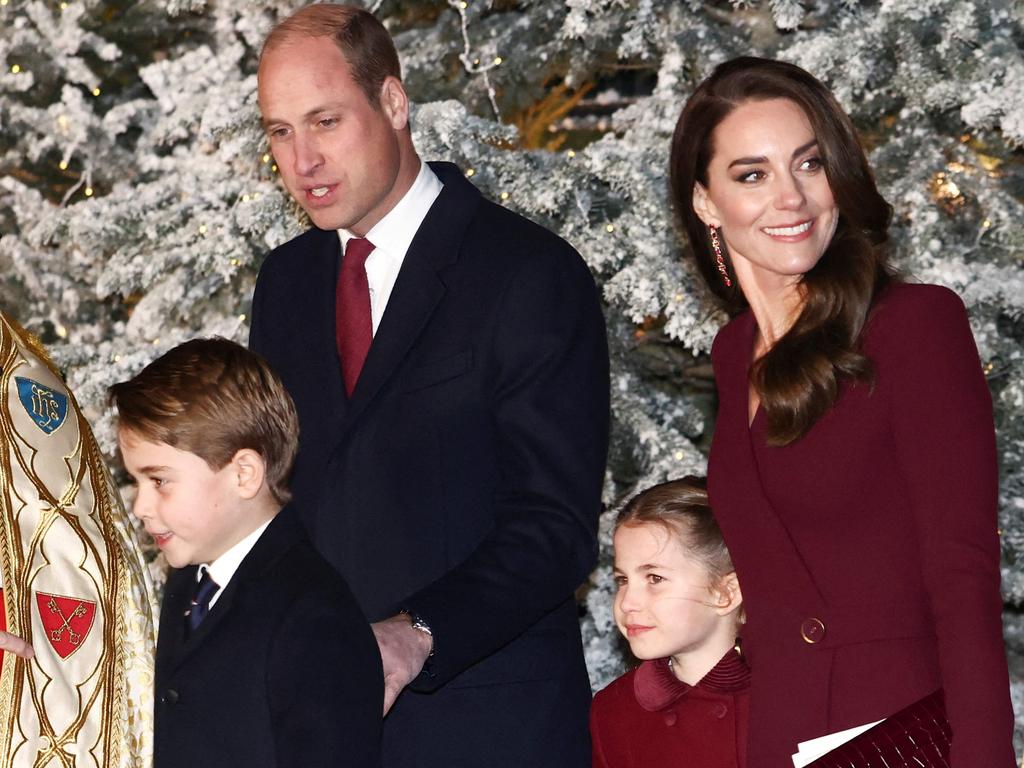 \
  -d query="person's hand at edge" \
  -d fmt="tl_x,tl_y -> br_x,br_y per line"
371,614 -> 432,715
0,631 -> 34,659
